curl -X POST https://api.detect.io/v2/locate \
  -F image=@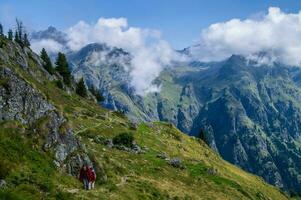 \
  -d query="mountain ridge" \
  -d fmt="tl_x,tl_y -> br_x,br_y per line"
65,41 -> 301,193
0,27 -> 293,199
